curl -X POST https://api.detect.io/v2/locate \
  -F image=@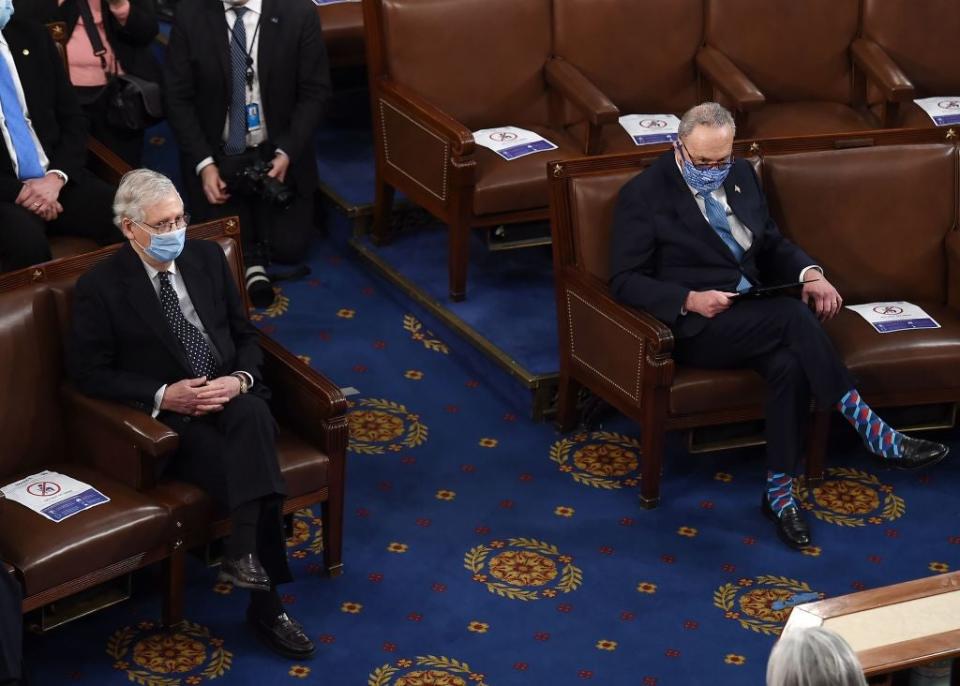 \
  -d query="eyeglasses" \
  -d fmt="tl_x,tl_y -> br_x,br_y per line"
133,214 -> 191,234
678,142 -> 733,172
